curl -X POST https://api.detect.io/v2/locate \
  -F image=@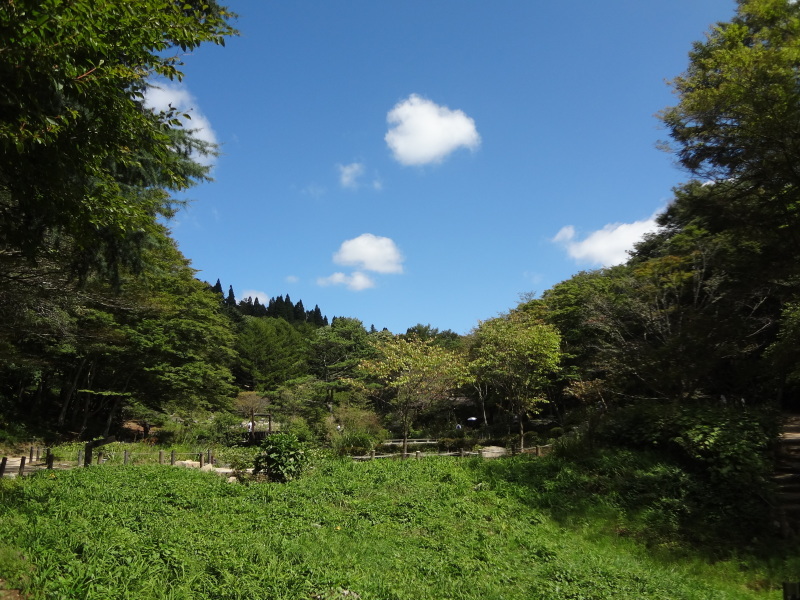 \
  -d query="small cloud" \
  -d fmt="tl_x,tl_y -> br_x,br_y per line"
143,82 -> 217,165
372,177 -> 383,191
333,233 -> 404,273
317,271 -> 375,291
553,216 -> 660,267
285,275 -> 299,284
240,289 -> 269,304
338,162 -> 365,188
385,94 -> 481,166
